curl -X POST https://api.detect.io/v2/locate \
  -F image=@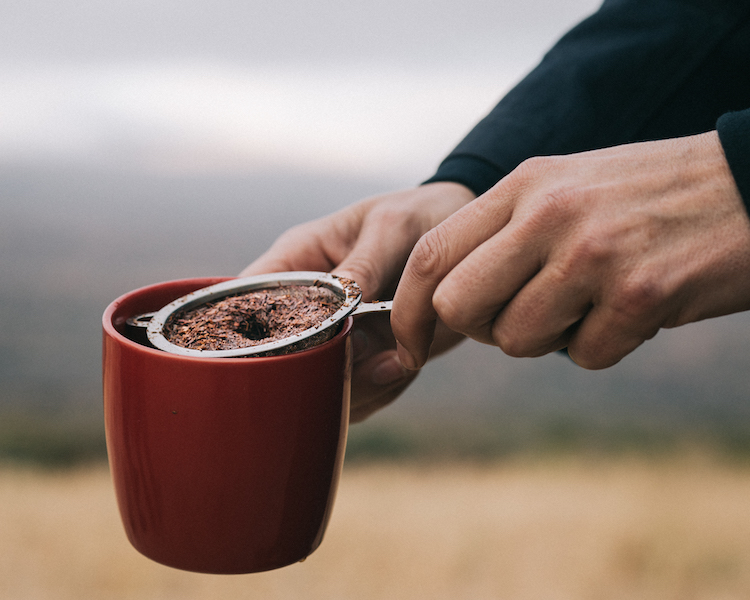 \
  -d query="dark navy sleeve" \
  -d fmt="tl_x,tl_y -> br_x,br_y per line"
718,108 -> 750,211
425,0 -> 750,196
